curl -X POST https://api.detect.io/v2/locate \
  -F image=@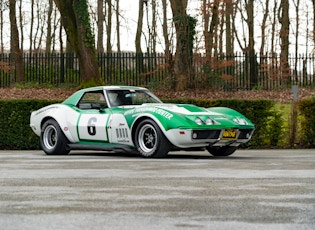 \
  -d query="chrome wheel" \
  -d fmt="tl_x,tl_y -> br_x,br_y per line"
43,125 -> 57,150
137,123 -> 157,156
40,119 -> 70,155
